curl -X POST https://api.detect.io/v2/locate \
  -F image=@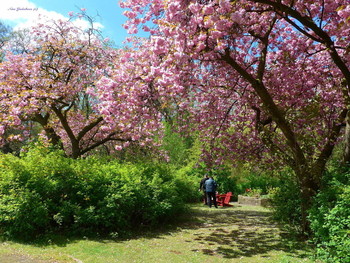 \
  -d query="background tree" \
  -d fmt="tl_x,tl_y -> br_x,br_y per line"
0,17 -> 160,158
0,21 -> 11,61
6,28 -> 33,55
